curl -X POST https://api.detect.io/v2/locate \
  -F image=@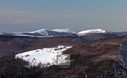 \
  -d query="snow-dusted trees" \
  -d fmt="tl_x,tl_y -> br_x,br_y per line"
119,39 -> 127,69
